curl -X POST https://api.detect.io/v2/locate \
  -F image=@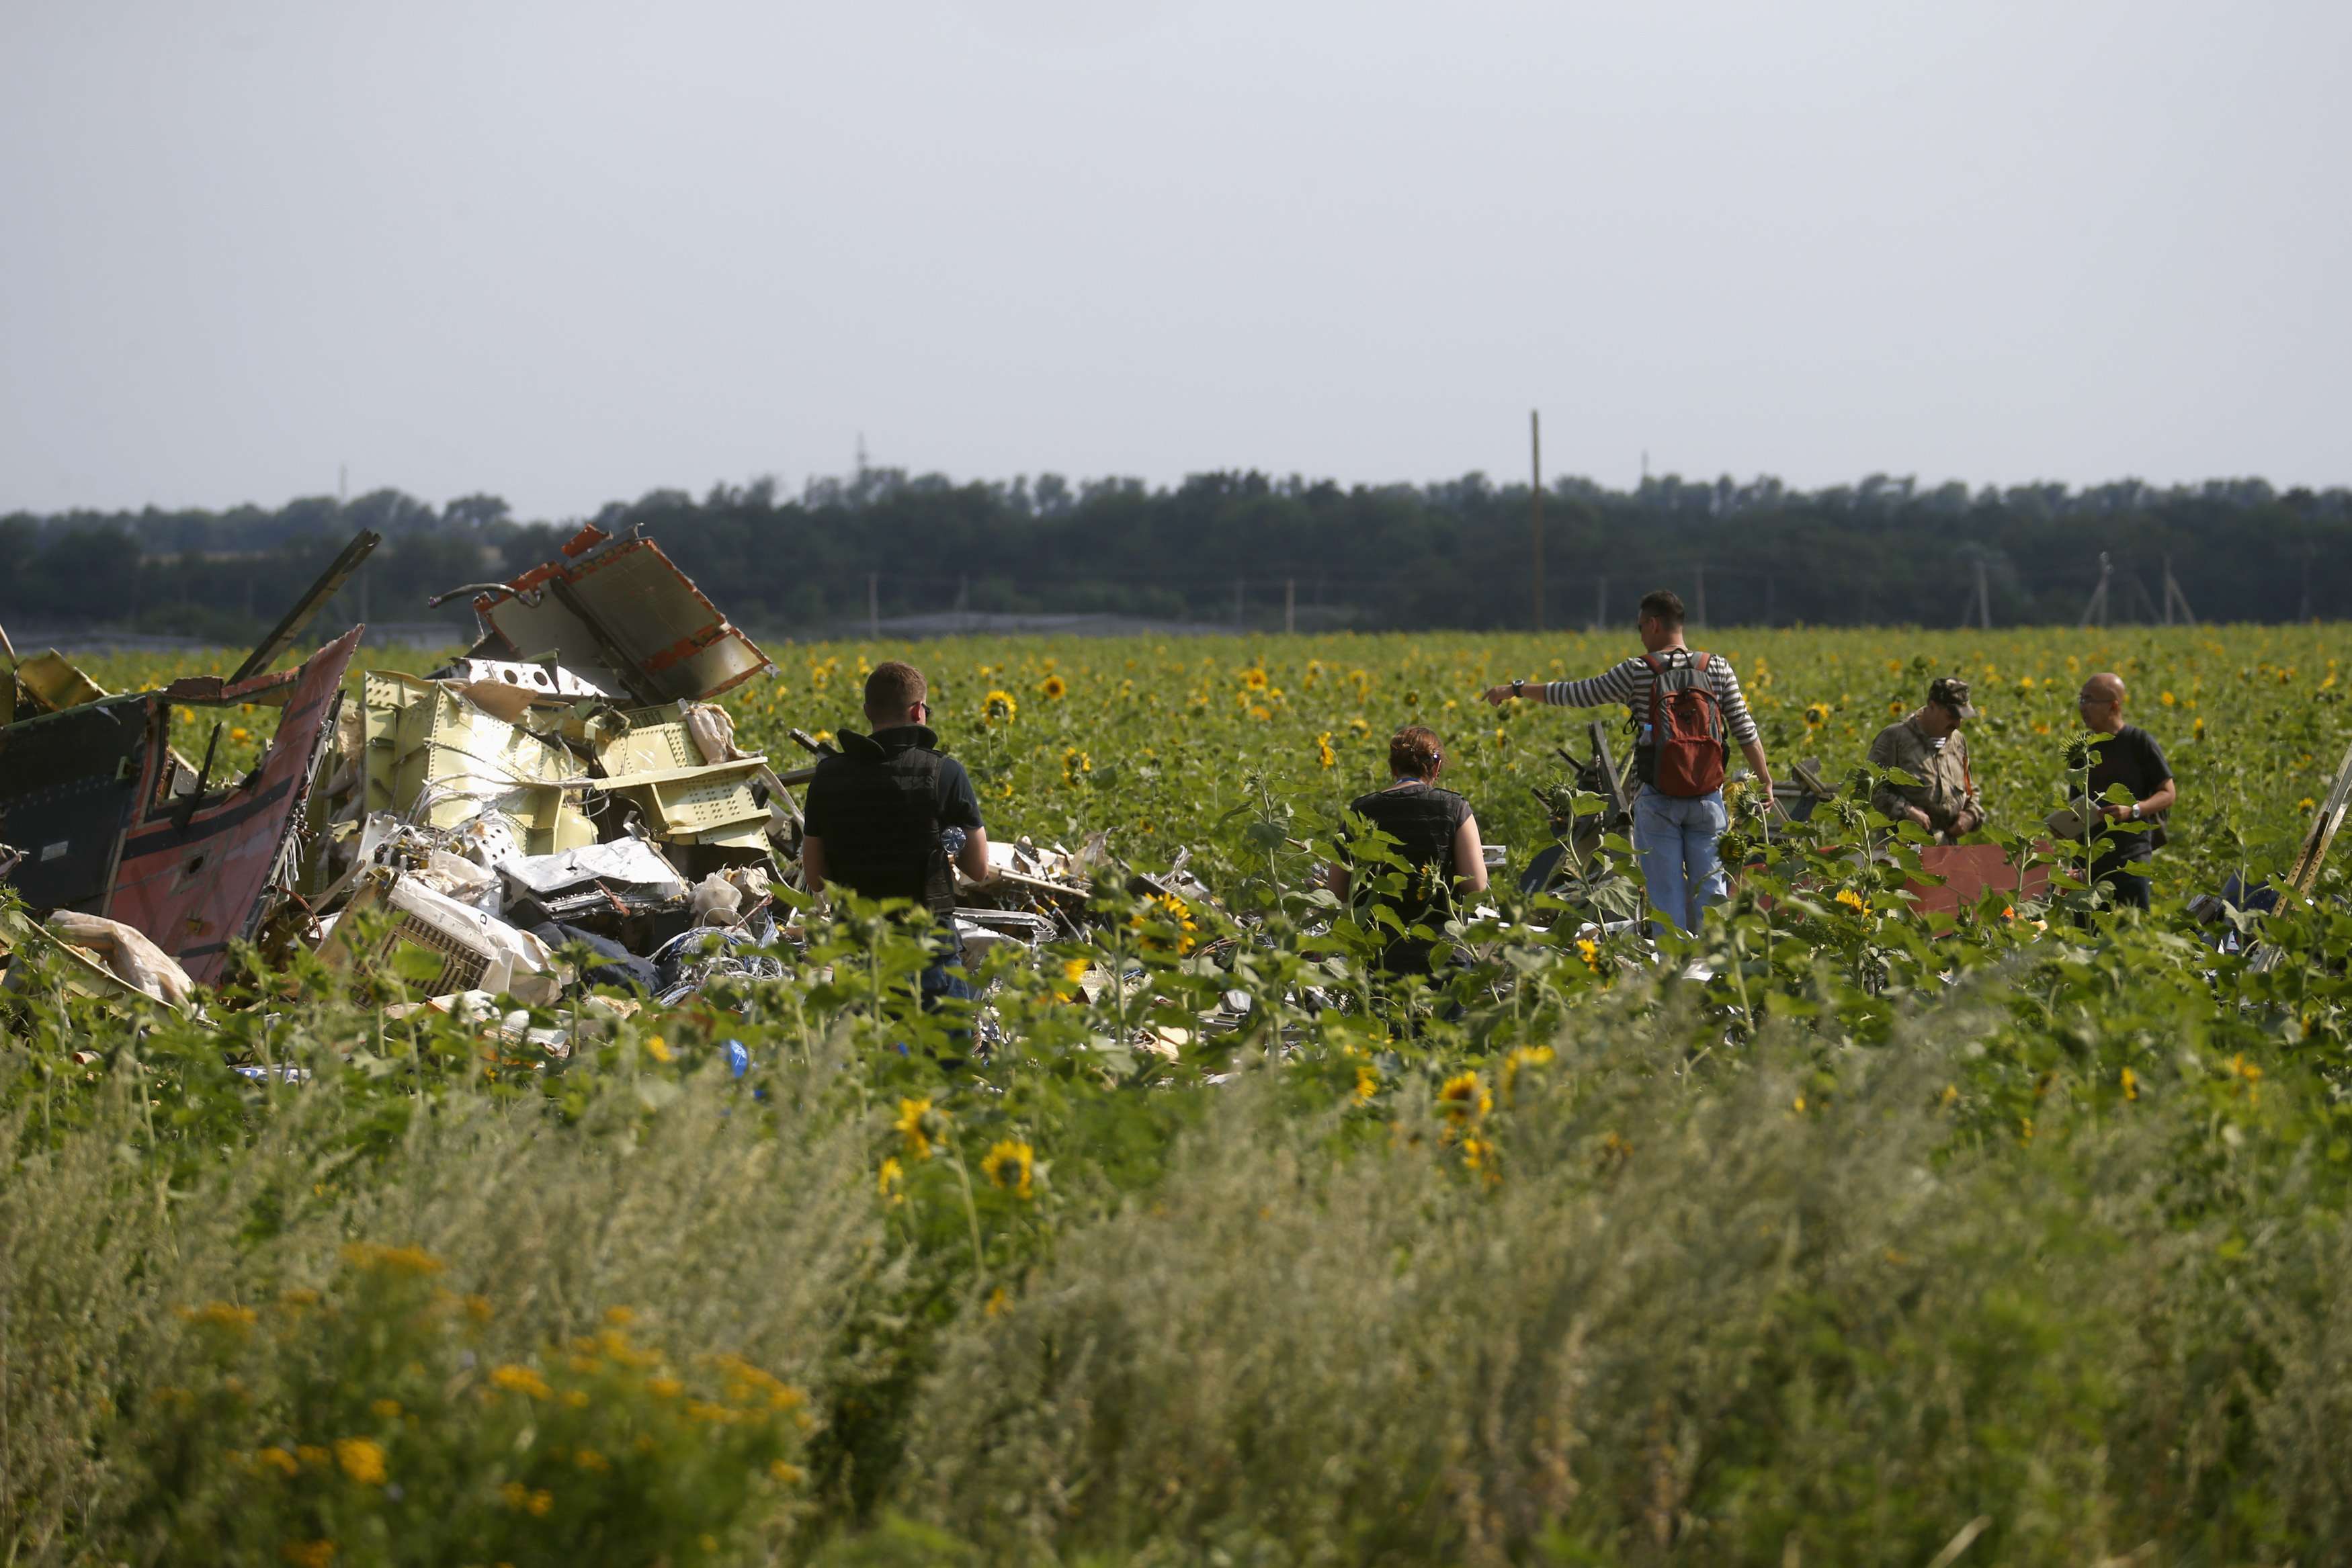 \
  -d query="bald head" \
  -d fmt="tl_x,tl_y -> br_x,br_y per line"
2078,671 -> 2127,734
